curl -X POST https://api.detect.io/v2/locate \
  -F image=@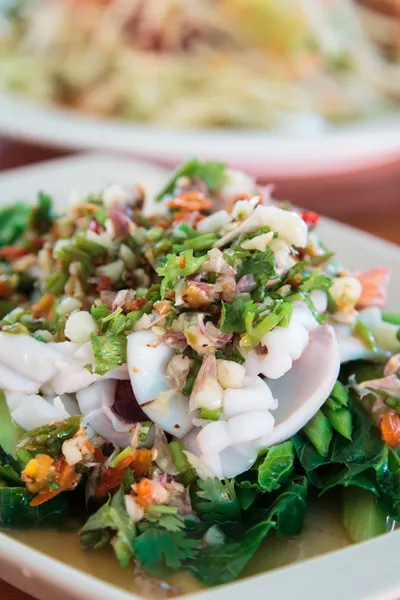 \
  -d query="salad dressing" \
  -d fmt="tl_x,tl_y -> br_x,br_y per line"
6,493 -> 351,596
